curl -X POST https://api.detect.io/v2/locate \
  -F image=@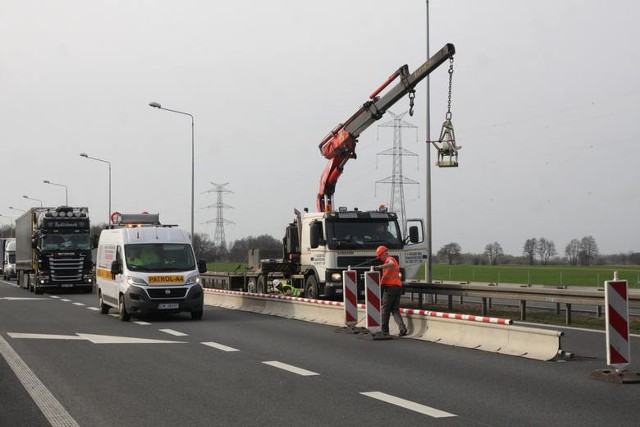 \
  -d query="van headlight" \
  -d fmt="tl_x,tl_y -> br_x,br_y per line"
185,275 -> 200,286
127,276 -> 147,286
